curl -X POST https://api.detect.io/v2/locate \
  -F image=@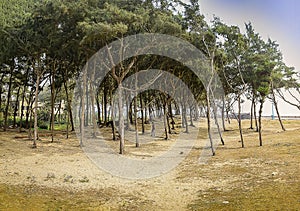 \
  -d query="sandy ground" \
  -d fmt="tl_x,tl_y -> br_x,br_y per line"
0,119 -> 299,210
